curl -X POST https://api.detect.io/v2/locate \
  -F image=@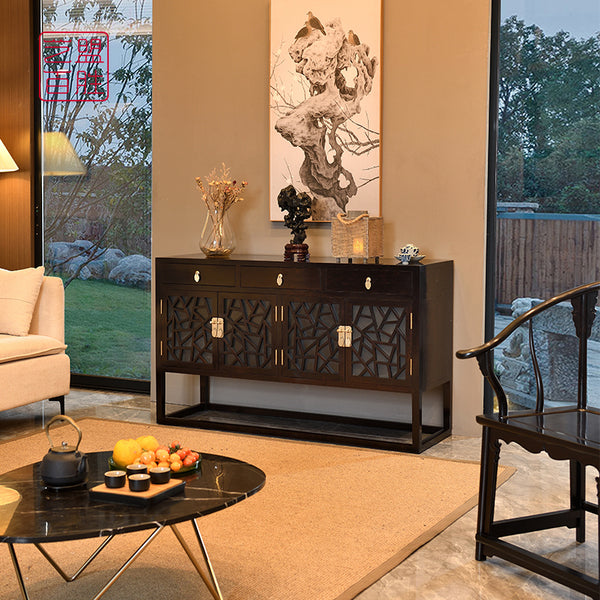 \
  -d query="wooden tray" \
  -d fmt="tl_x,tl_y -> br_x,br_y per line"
89,478 -> 185,506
